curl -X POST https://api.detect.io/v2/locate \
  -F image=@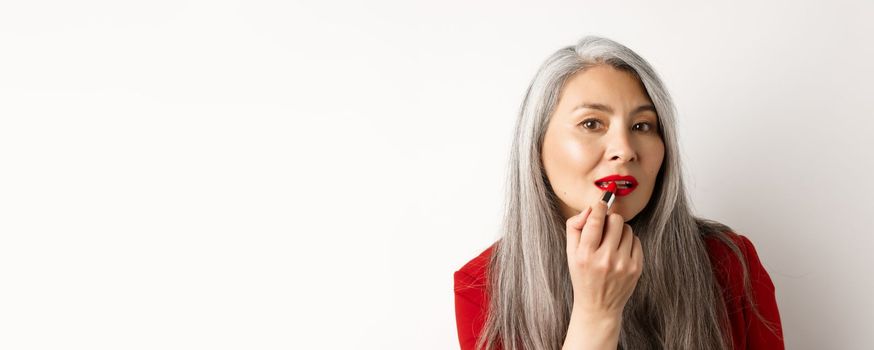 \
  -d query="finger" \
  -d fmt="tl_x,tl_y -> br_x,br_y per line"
579,194 -> 609,251
618,224 -> 634,256
598,213 -> 625,251
565,206 -> 592,252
